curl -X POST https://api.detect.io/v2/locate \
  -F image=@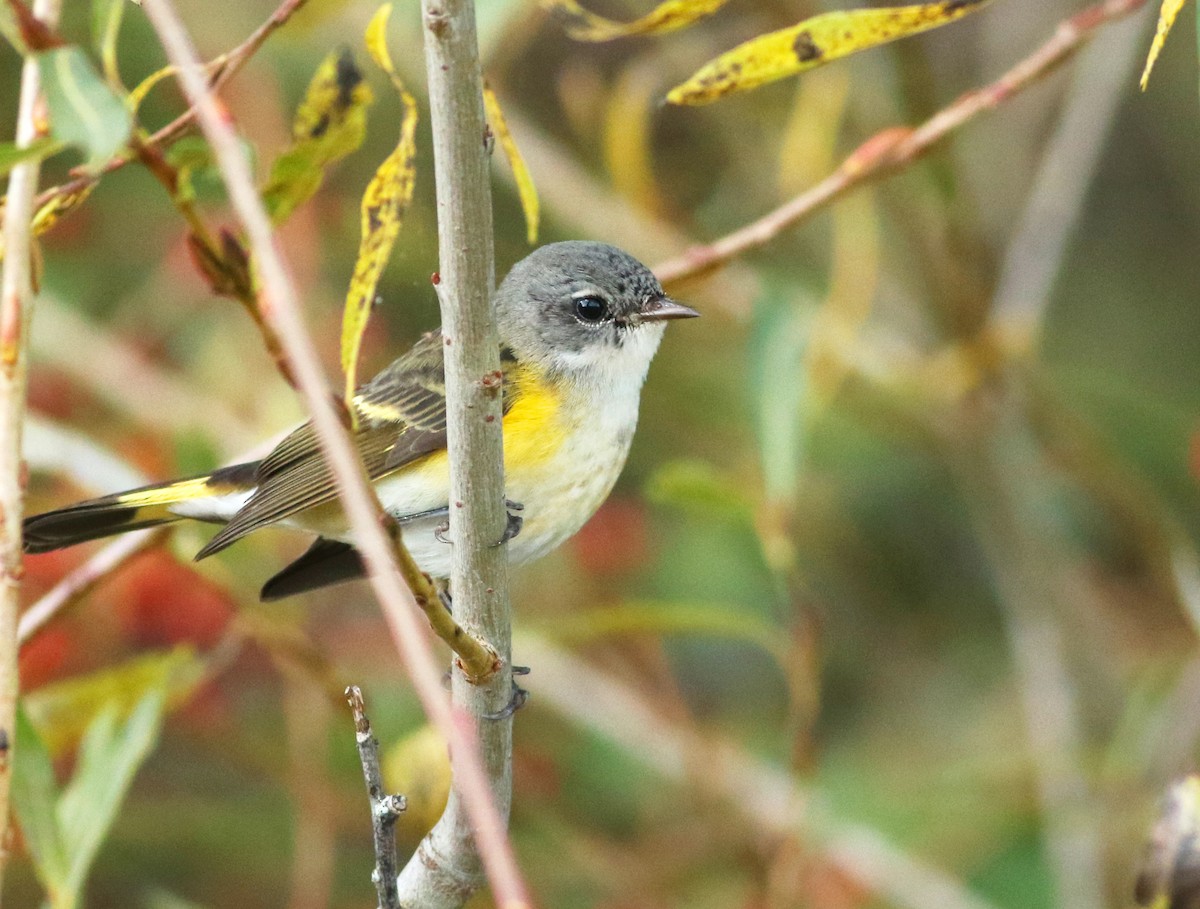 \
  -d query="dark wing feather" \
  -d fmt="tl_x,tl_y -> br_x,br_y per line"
260,537 -> 365,601
195,332 -> 450,560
